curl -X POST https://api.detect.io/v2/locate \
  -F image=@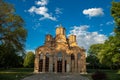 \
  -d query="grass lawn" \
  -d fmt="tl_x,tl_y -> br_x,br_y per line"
0,68 -> 34,80
0,68 -> 120,80
82,69 -> 120,80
